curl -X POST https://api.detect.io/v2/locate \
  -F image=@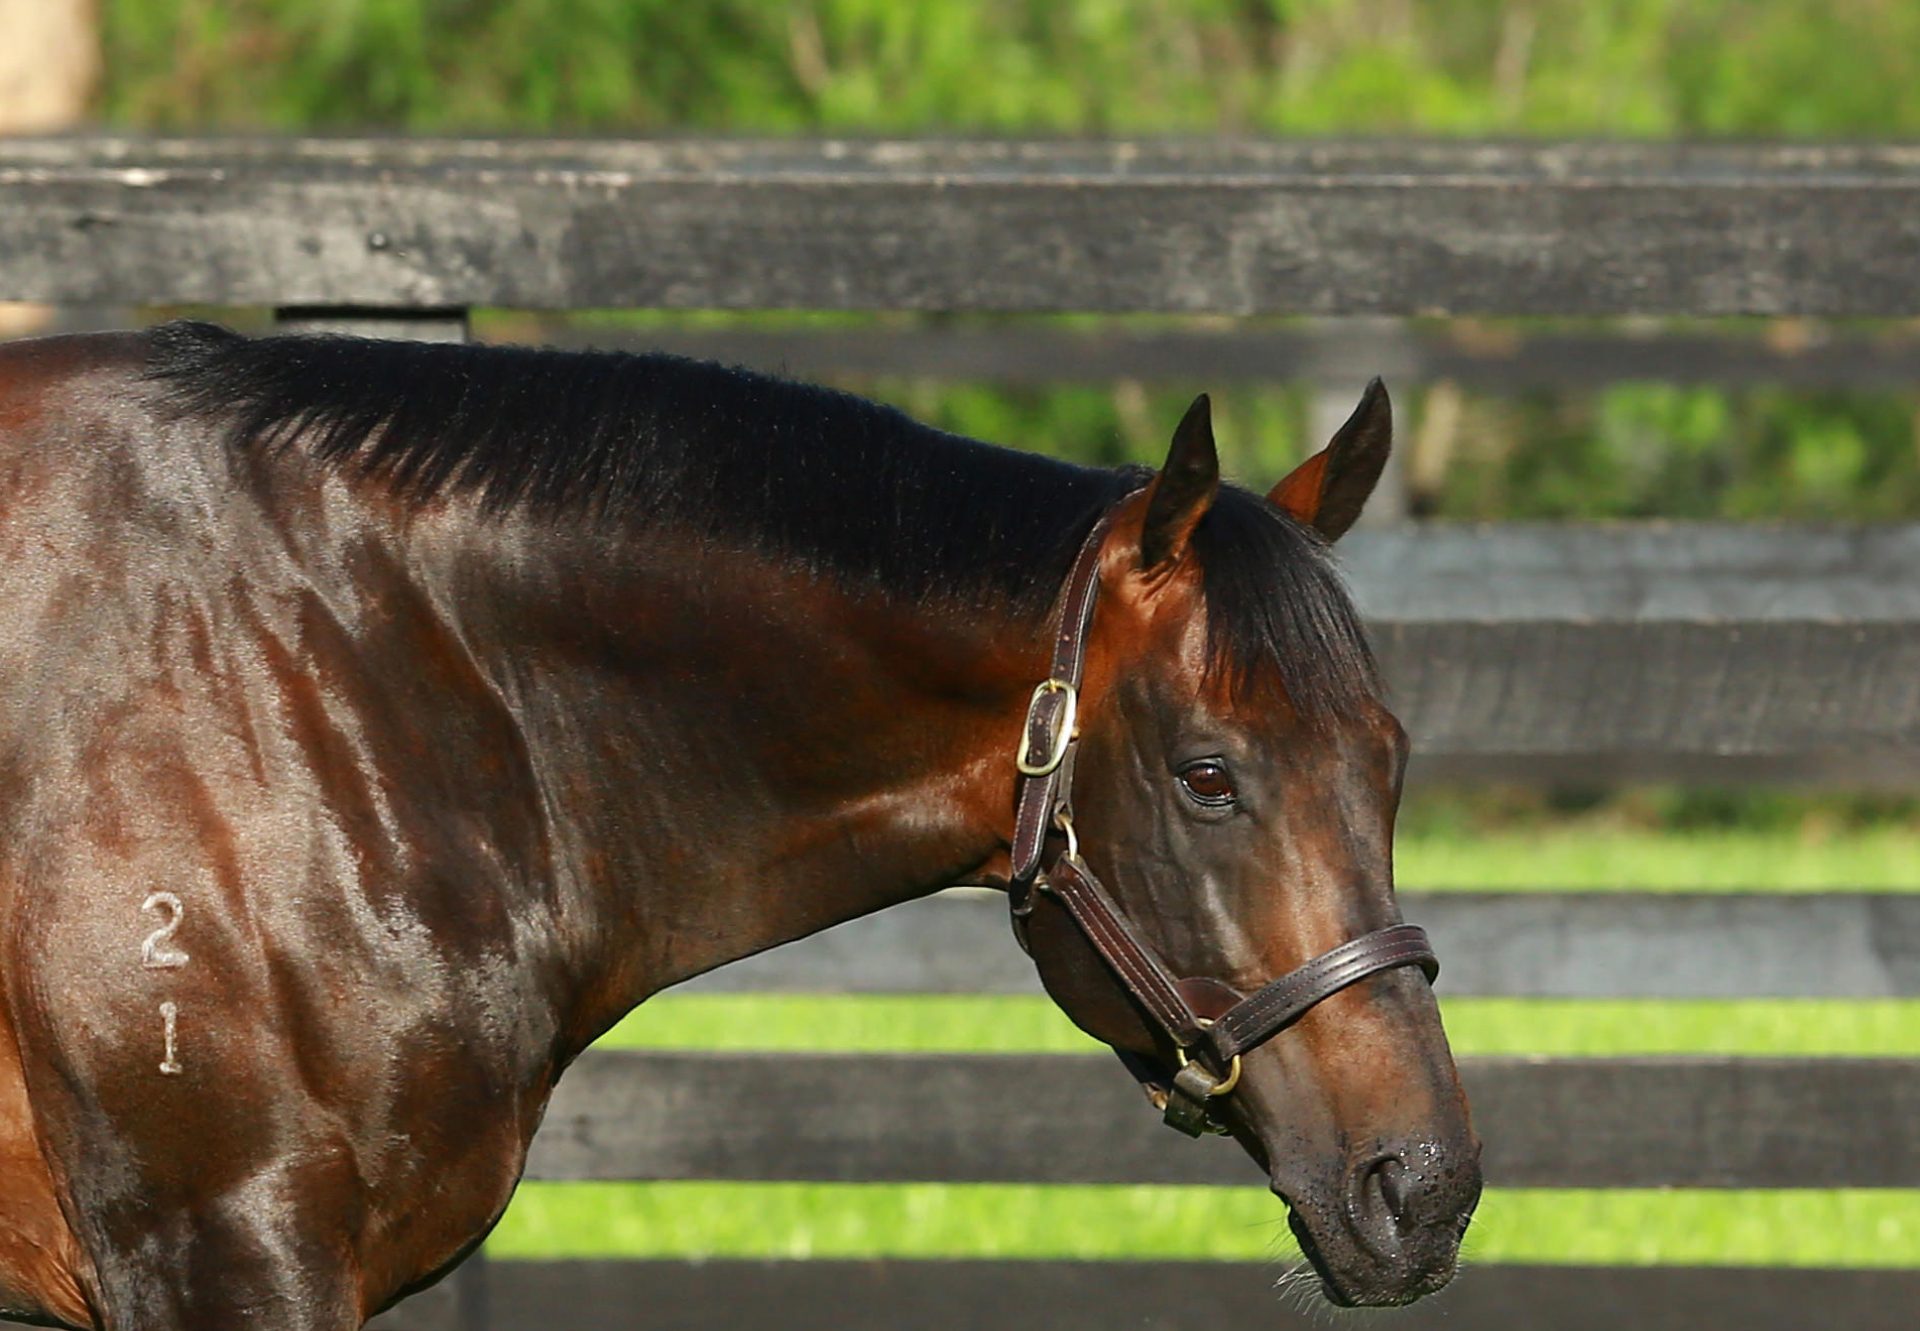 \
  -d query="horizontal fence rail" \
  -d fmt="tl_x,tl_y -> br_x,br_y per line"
1347,524 -> 1920,782
679,889 -> 1920,998
528,1051 -> 1920,1190
525,319 -> 1920,391
6,139 -> 1920,314
386,1260 -> 1920,1331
